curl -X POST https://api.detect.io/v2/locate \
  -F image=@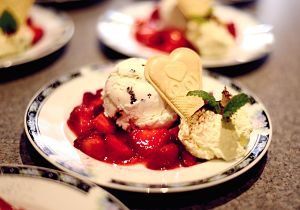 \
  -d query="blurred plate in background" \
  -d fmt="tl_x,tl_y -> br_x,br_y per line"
97,1 -> 274,68
0,5 -> 74,69
0,164 -> 128,210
